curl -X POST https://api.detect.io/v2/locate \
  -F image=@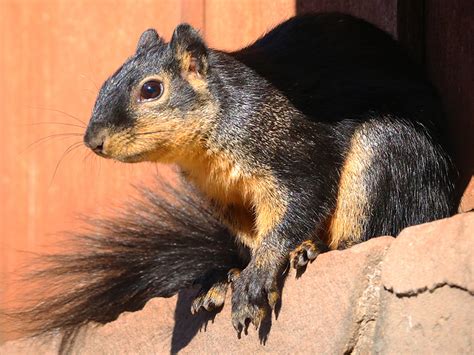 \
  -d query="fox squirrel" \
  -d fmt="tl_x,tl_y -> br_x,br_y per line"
16,13 -> 457,350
